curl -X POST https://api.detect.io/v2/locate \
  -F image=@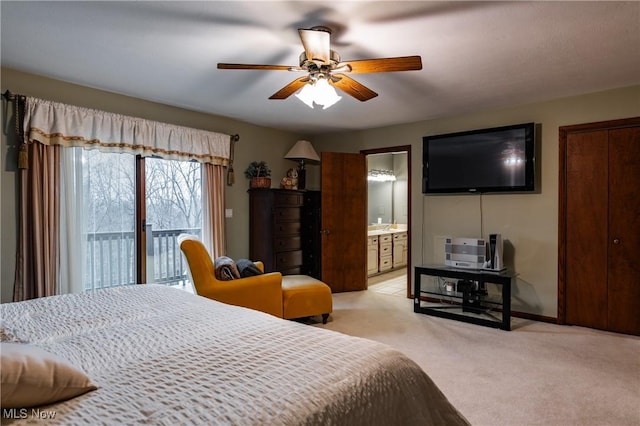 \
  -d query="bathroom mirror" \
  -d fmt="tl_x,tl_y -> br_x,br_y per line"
367,152 -> 408,230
